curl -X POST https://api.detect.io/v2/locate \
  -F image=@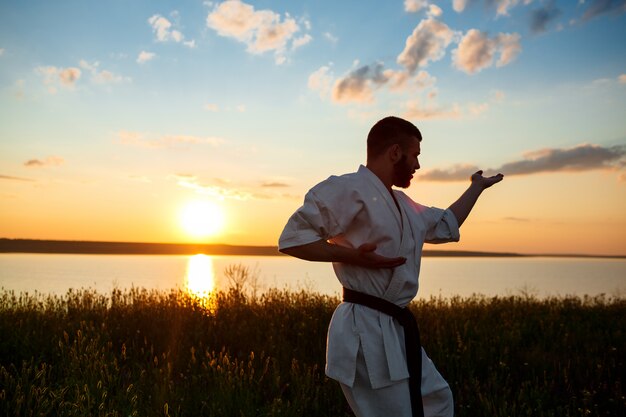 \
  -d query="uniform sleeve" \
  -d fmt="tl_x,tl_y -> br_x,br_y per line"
278,178 -> 364,250
424,207 -> 460,244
